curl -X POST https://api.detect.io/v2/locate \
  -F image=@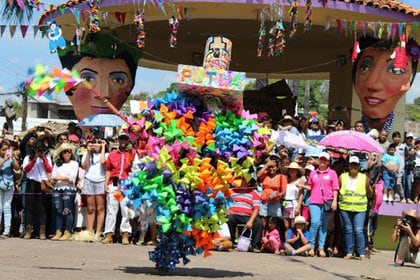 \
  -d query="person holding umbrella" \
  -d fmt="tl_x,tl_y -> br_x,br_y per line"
338,156 -> 372,260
